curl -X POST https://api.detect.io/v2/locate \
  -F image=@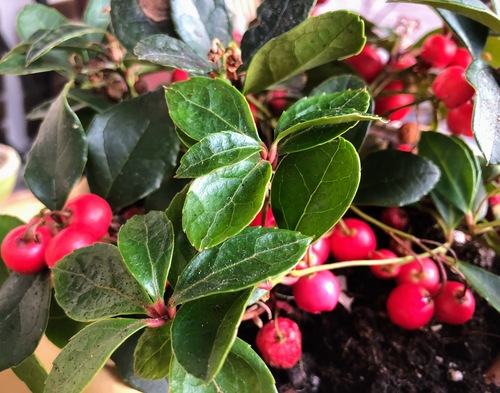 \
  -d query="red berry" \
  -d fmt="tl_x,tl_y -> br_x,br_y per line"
316,0 -> 328,4
296,236 -> 330,270
293,270 -> 341,314
269,90 -> 288,115
432,66 -> 475,109
391,53 -> 417,70
449,48 -> 472,69
434,281 -> 475,324
387,283 -> 435,329
344,44 -> 385,83
396,257 -> 440,291
381,207 -> 409,231
63,194 -> 112,239
420,34 -> 457,68
396,144 -> 414,153
248,101 -> 259,123
250,207 -> 277,228
369,249 -> 400,279
489,194 -> 500,206
171,69 -> 190,82
374,81 -> 414,121
255,317 -> 302,369
45,226 -> 97,267
1,225 -> 52,274
446,101 -> 474,137
329,218 -> 377,261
